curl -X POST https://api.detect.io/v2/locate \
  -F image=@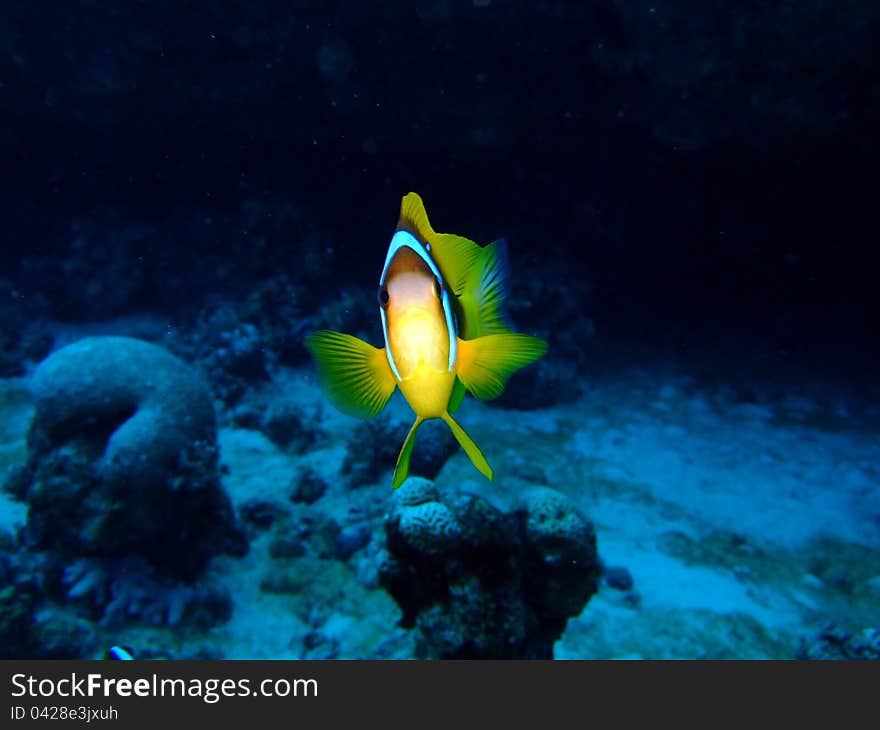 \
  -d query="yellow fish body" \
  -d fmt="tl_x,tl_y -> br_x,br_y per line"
306,193 -> 547,489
